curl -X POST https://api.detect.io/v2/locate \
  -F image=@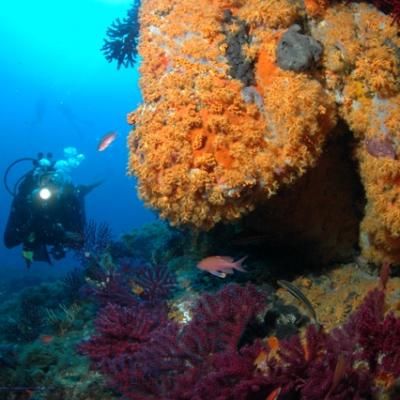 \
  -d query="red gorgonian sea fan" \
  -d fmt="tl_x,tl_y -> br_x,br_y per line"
80,283 -> 273,400
78,303 -> 167,372
79,277 -> 400,399
264,285 -> 400,399
129,263 -> 176,305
